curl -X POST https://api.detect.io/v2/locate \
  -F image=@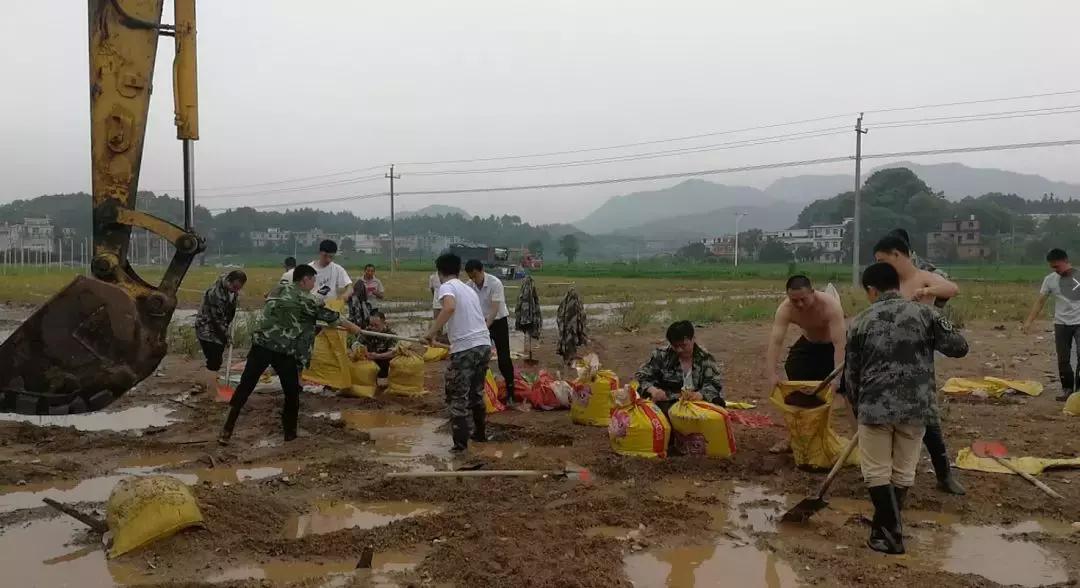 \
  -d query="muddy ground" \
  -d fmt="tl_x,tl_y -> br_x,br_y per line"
1,320 -> 1078,587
